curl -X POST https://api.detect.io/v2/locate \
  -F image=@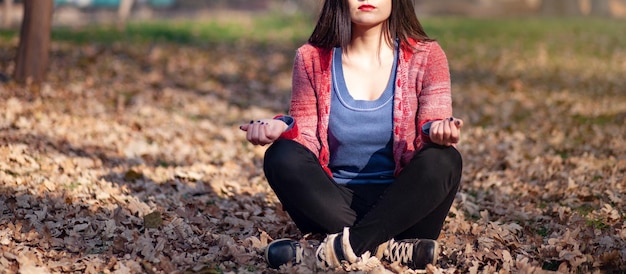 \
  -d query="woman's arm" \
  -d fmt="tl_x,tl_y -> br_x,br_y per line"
419,42 -> 463,146
281,48 -> 322,155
